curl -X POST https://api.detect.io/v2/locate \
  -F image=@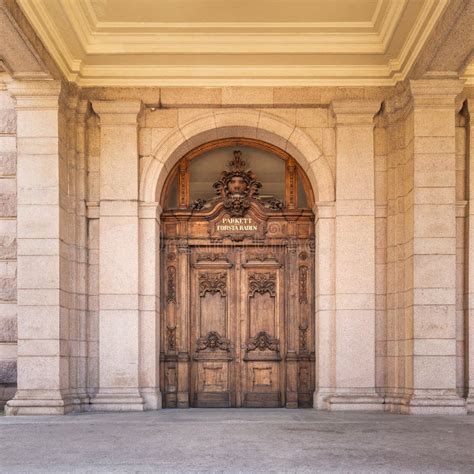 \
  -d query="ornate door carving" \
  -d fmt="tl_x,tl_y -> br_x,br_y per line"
160,144 -> 315,408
